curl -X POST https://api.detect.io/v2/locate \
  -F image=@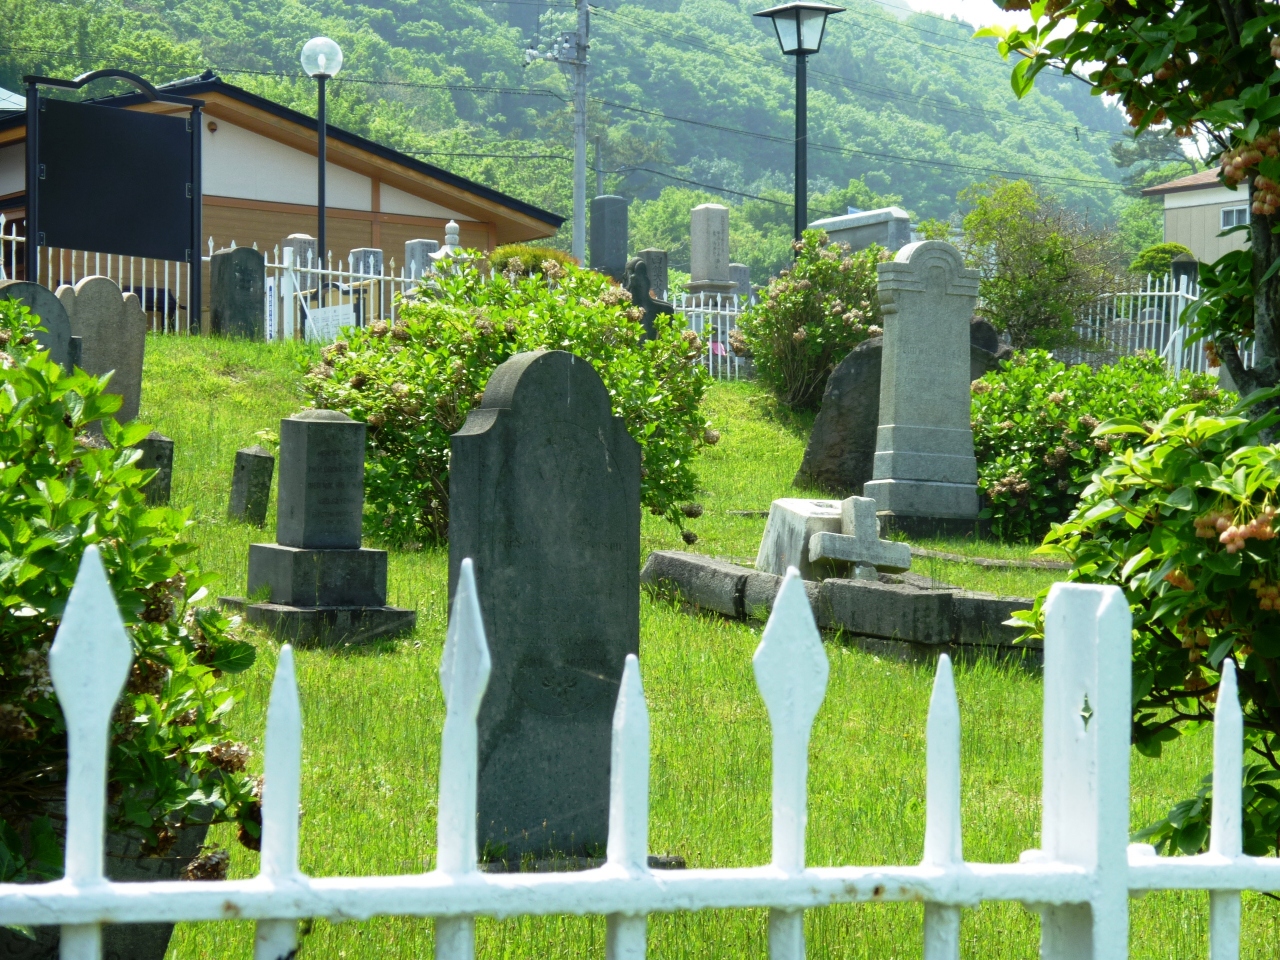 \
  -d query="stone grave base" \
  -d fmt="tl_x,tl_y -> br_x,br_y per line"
877,513 -> 989,541
248,543 -> 388,607
640,551 -> 1037,662
220,597 -> 415,646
